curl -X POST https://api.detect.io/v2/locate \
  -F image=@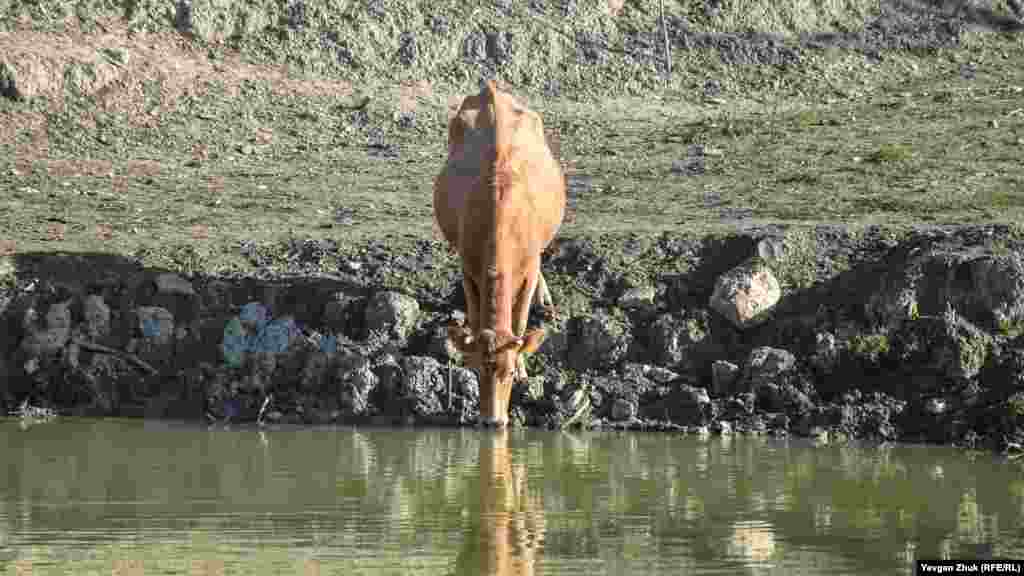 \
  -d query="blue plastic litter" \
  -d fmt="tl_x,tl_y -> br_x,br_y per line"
253,316 -> 297,354
221,304 -> 300,367
239,302 -> 269,328
223,398 -> 241,421
141,315 -> 163,338
221,317 -> 247,368
319,333 -> 338,354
